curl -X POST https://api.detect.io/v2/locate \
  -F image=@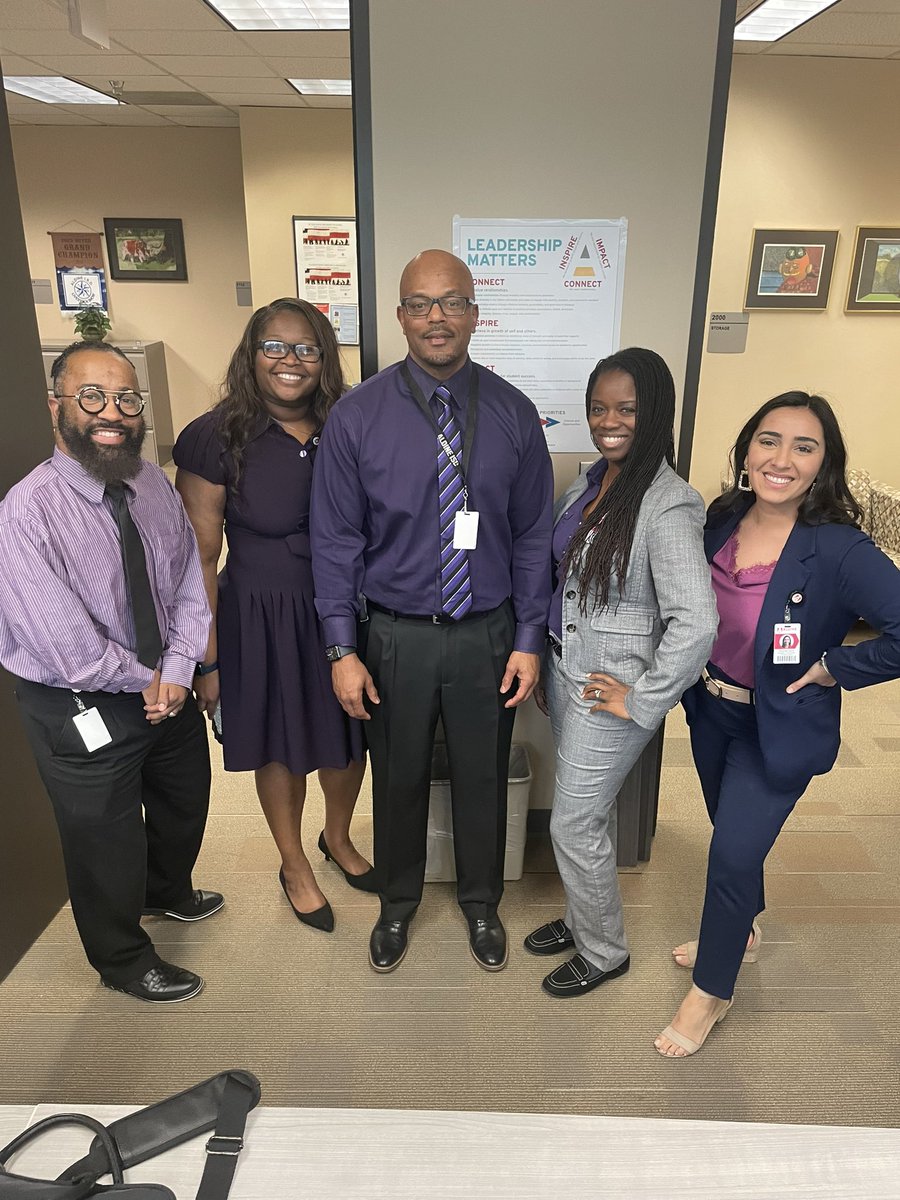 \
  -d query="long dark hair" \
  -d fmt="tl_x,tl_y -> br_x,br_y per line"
563,347 -> 676,613
709,391 -> 861,527
214,297 -> 346,482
